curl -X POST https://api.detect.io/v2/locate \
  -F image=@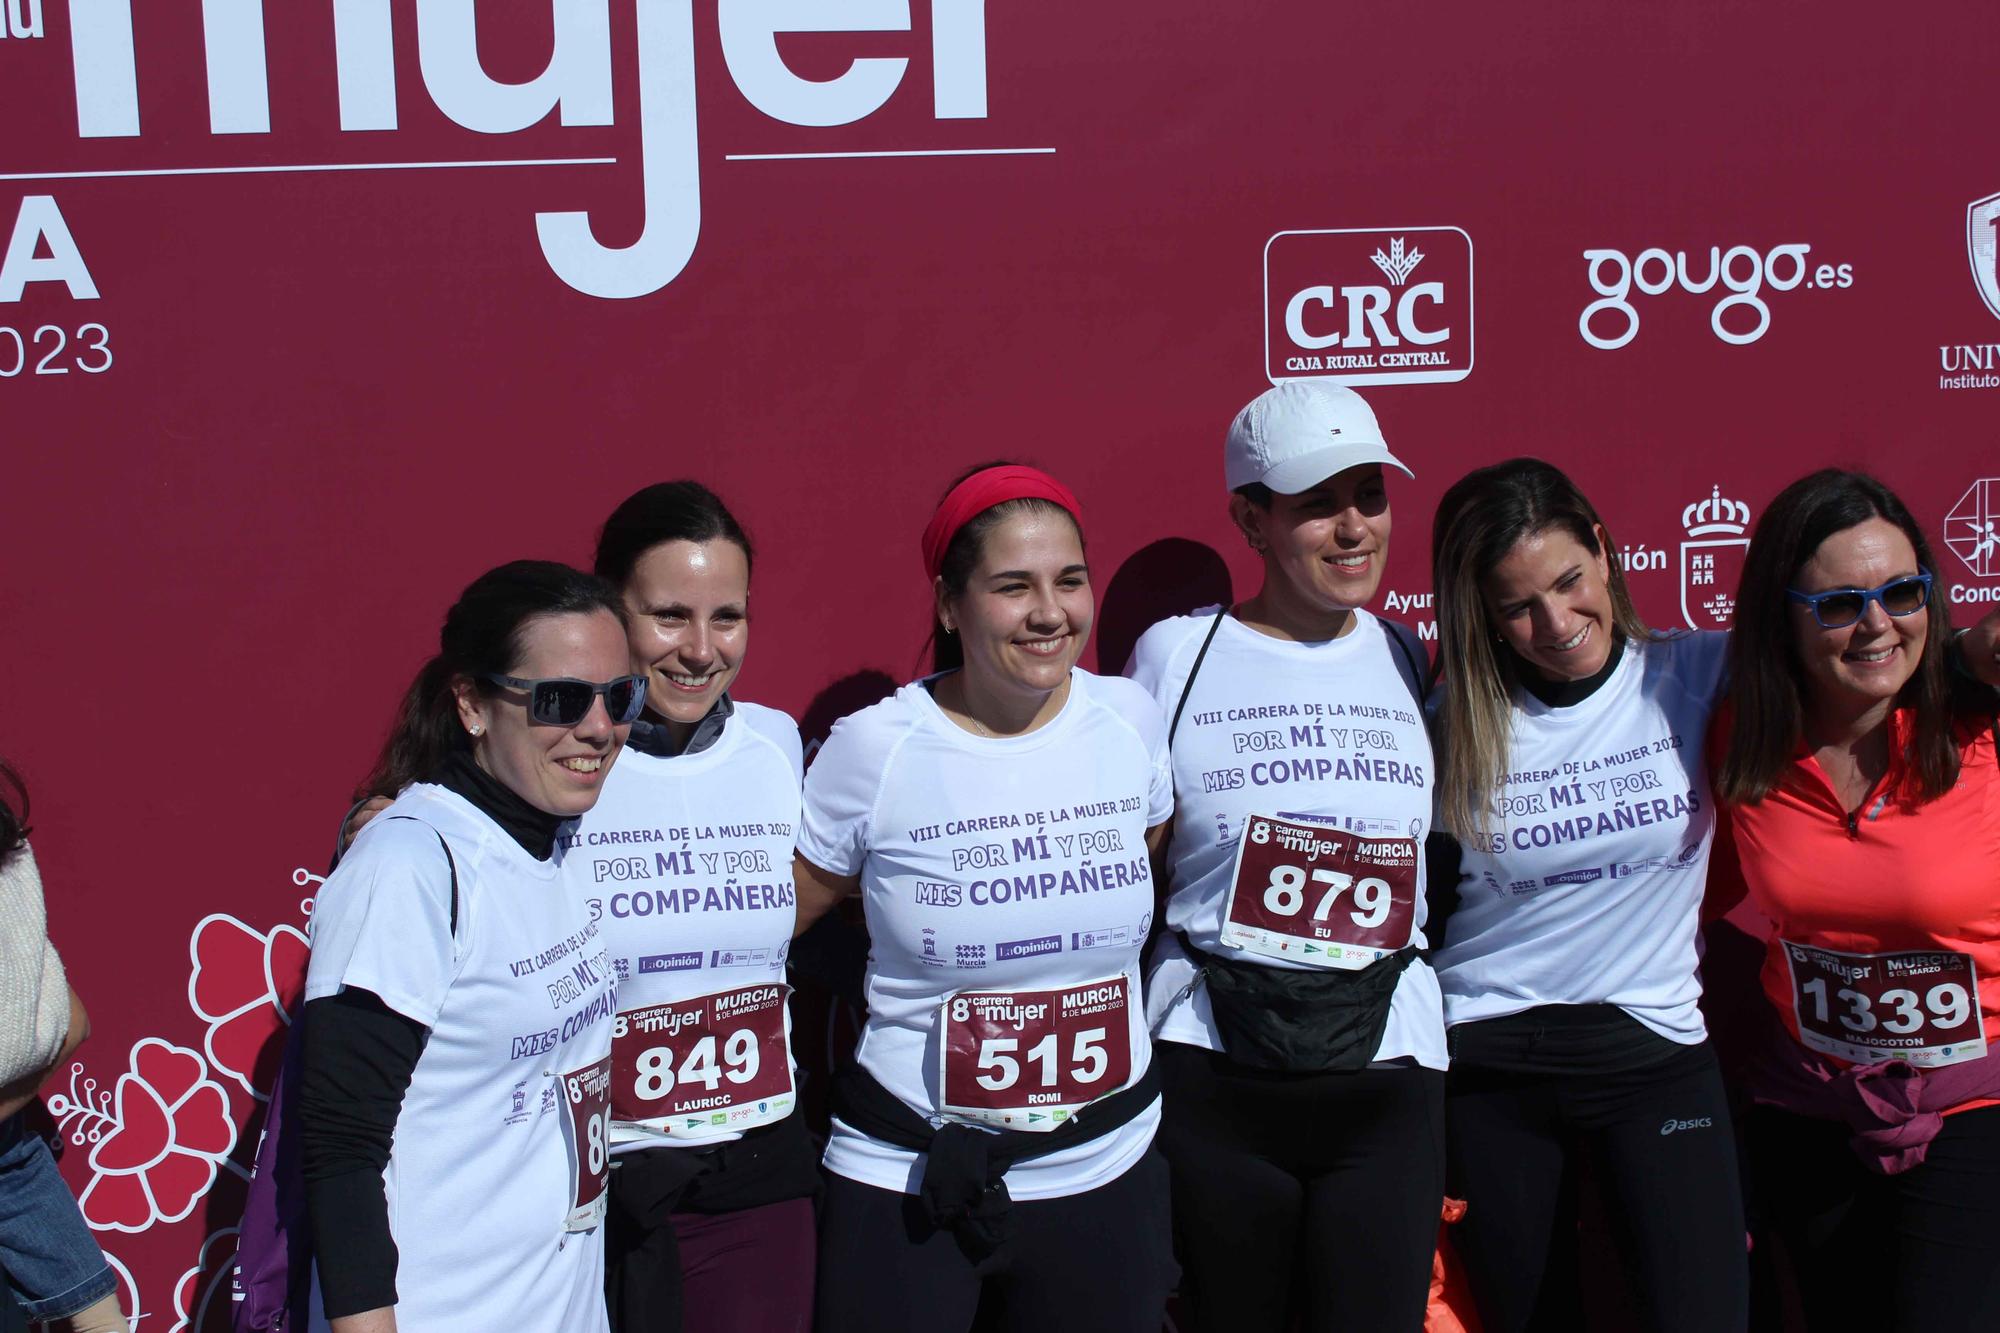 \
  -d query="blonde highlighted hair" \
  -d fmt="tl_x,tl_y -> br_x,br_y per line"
1430,459 -> 1650,840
